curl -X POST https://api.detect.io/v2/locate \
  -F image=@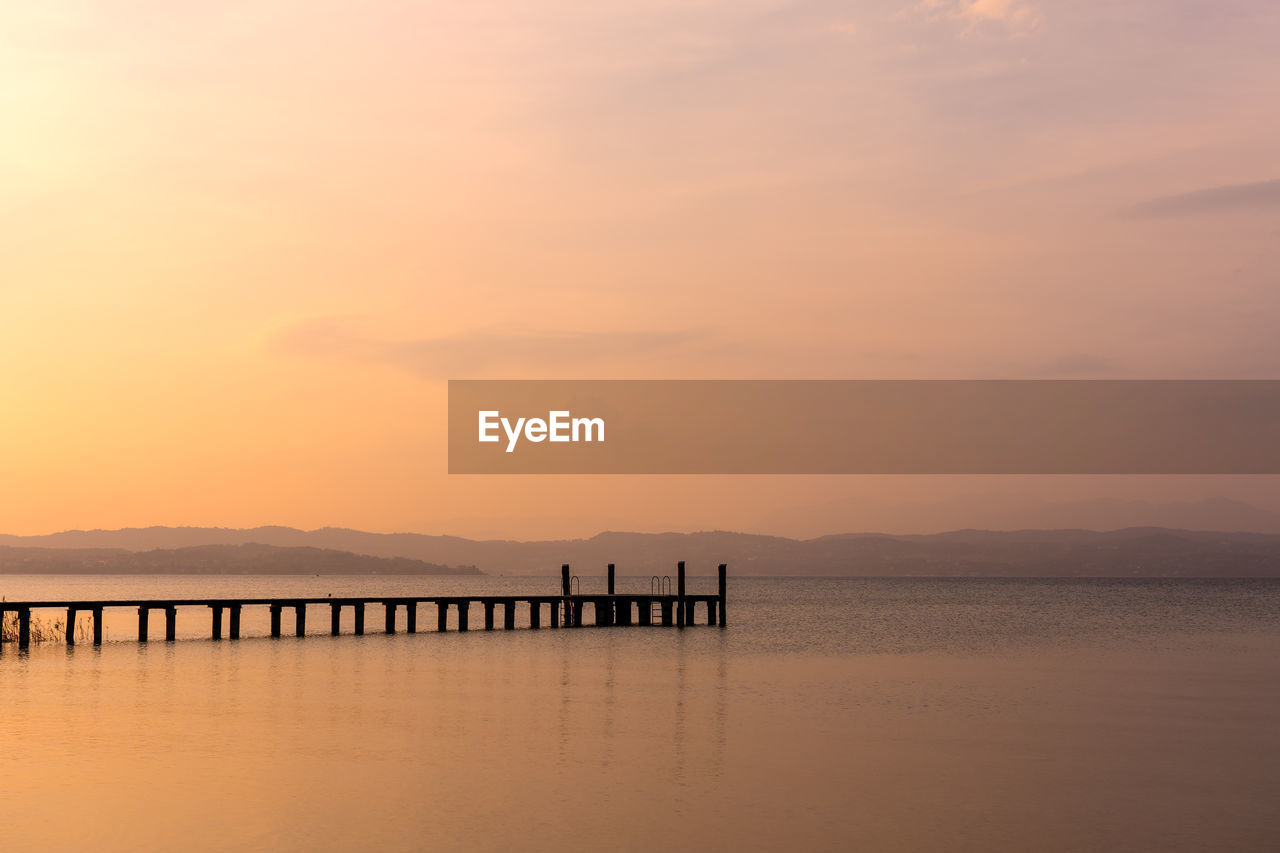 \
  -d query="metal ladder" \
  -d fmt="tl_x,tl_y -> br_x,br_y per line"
649,575 -> 671,620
